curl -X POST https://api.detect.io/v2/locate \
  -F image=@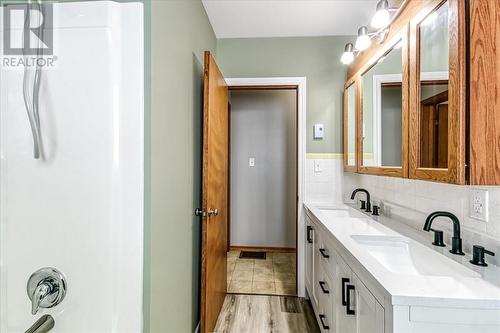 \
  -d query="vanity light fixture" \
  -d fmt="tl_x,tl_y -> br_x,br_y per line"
340,0 -> 403,65
371,0 -> 391,29
341,43 -> 355,65
355,26 -> 372,51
